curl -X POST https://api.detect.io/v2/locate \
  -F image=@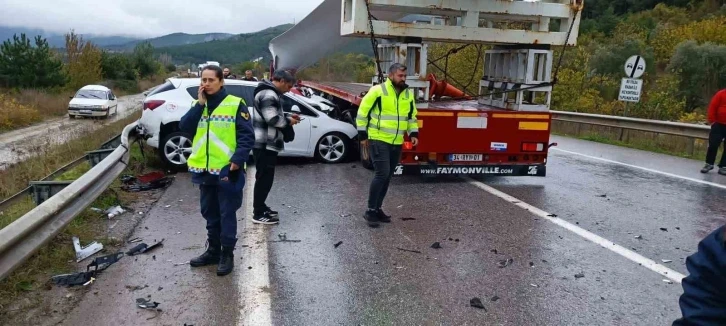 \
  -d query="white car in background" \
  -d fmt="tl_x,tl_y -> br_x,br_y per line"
68,85 -> 118,118
138,78 -> 358,169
